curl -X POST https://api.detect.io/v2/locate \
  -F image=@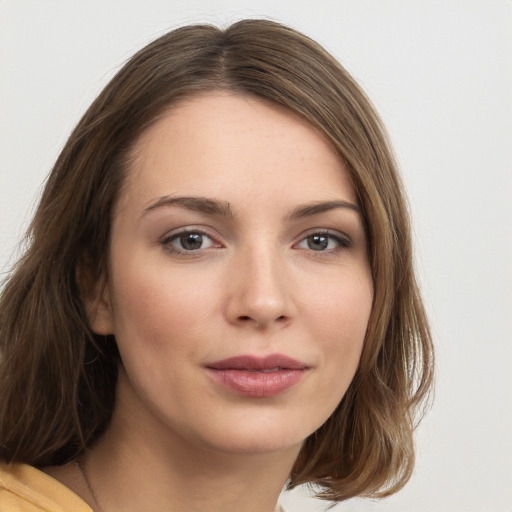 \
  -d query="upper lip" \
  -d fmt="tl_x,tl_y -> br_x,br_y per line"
206,354 -> 308,371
